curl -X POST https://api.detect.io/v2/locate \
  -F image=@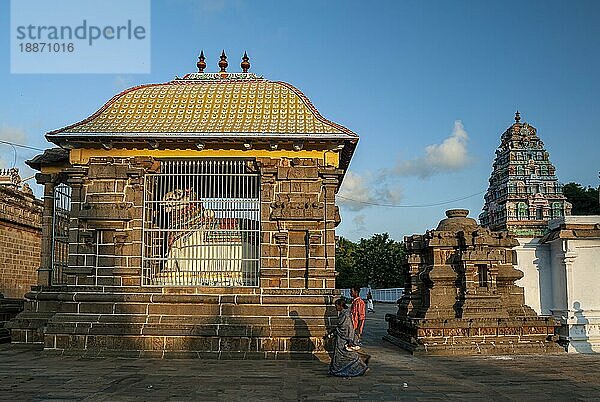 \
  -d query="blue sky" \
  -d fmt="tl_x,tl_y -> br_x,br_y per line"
1,0 -> 598,241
